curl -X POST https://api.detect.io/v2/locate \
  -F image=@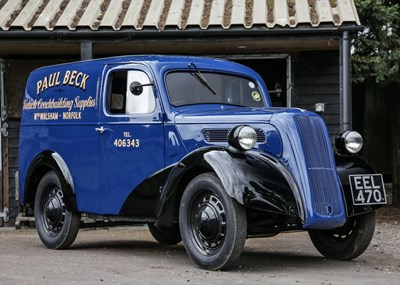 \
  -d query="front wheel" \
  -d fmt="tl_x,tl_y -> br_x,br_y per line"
308,211 -> 376,260
179,173 -> 247,270
34,171 -> 81,249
